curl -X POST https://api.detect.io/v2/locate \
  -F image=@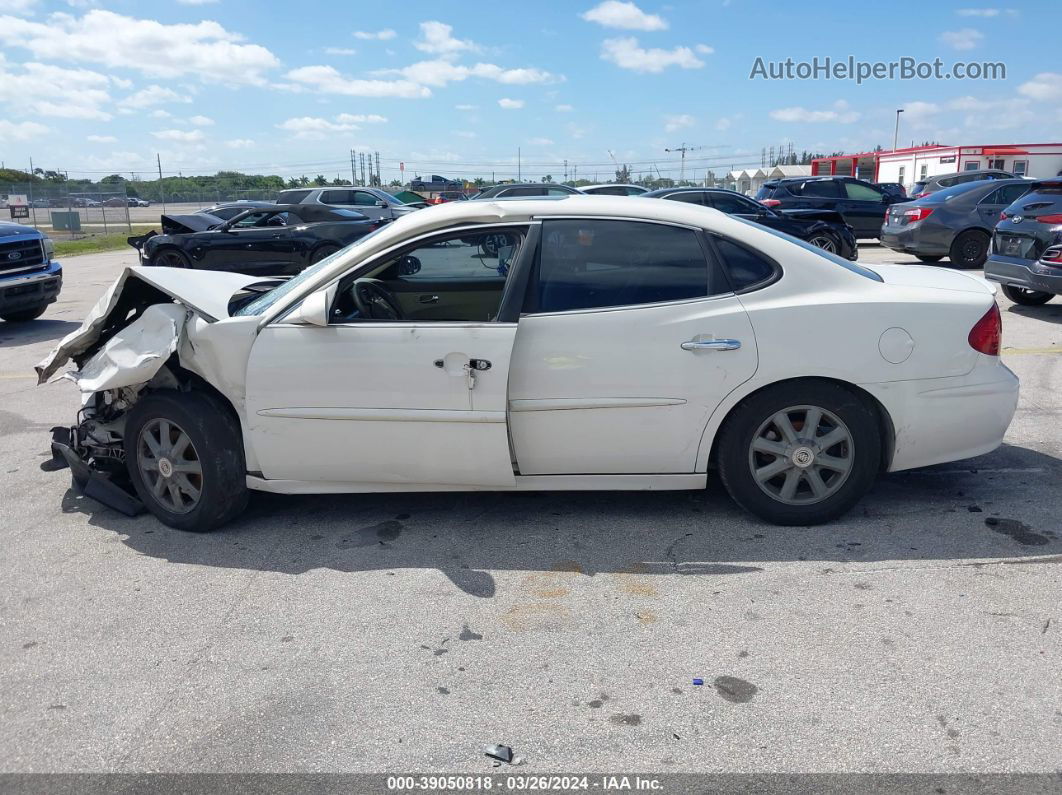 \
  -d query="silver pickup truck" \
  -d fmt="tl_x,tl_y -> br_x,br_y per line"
0,221 -> 62,322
